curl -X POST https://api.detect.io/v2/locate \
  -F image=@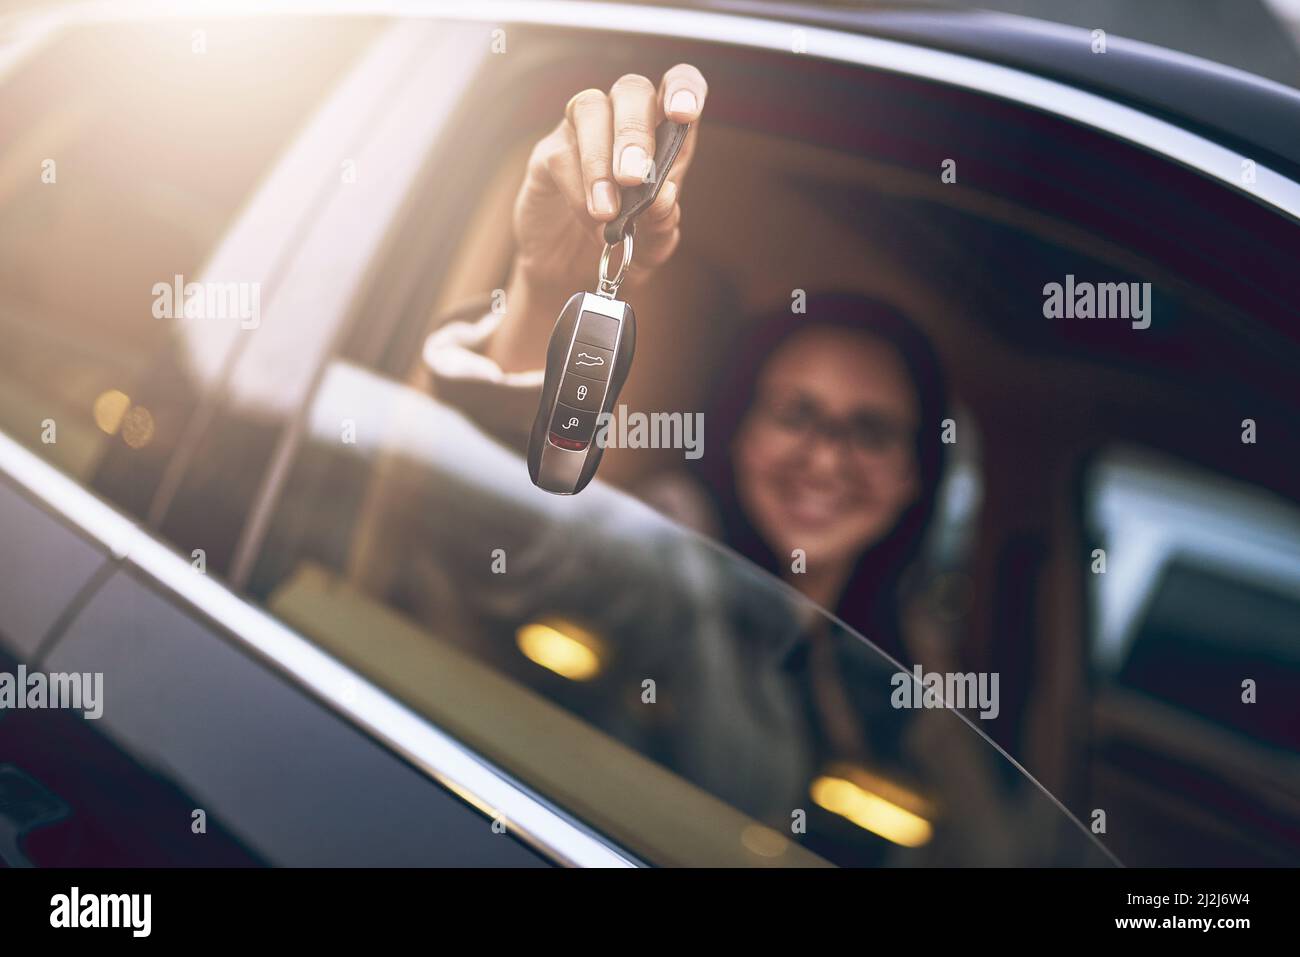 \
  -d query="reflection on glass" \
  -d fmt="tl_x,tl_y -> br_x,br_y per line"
249,362 -> 1115,868
811,763 -> 934,848
516,620 -> 605,682
92,389 -> 131,435
120,405 -> 155,450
